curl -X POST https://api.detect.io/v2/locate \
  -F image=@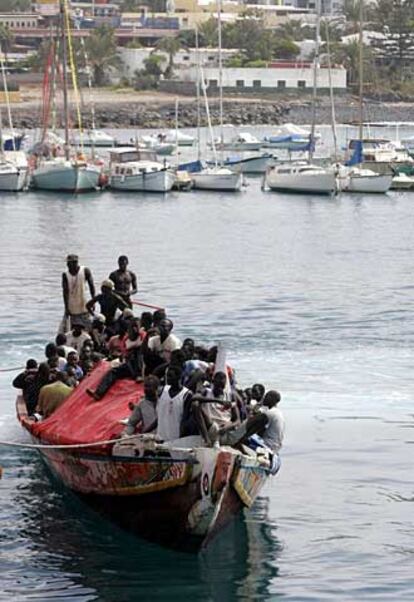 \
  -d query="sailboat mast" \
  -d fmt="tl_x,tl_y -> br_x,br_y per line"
358,0 -> 364,141
217,0 -> 224,160
195,26 -> 201,162
60,0 -> 70,160
309,0 -> 321,162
